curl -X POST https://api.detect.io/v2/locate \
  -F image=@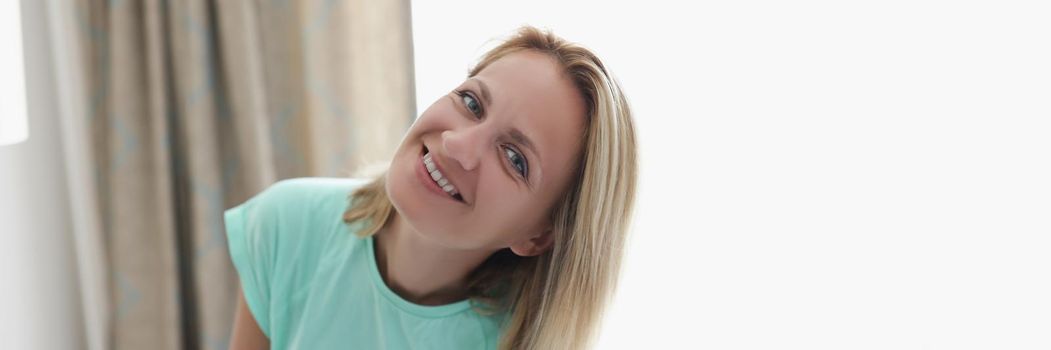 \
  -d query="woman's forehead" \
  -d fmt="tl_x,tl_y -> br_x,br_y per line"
474,51 -> 565,91
470,51 -> 581,117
